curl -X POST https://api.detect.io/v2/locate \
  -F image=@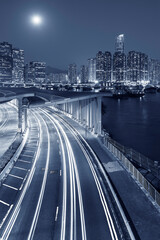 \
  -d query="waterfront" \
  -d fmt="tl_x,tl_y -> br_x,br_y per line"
102,93 -> 160,162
